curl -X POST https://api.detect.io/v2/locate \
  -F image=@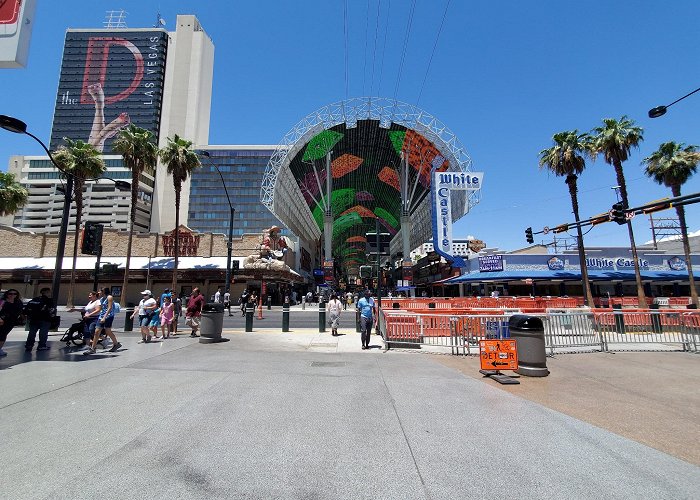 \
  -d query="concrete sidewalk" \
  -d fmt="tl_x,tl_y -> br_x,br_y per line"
1,327 -> 698,499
